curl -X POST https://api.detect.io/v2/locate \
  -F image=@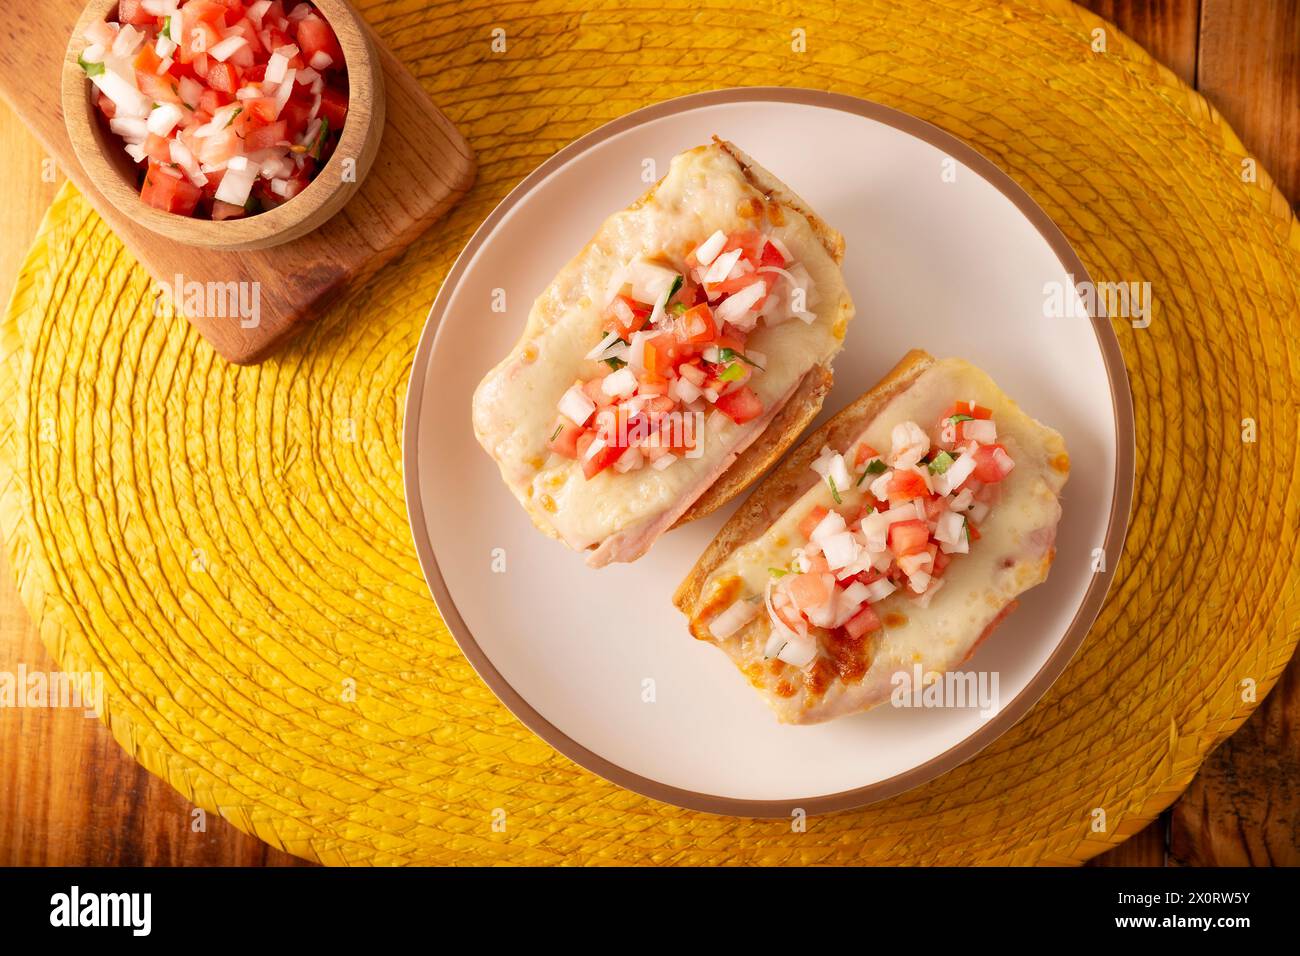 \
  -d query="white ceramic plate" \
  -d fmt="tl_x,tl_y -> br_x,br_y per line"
404,89 -> 1133,815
